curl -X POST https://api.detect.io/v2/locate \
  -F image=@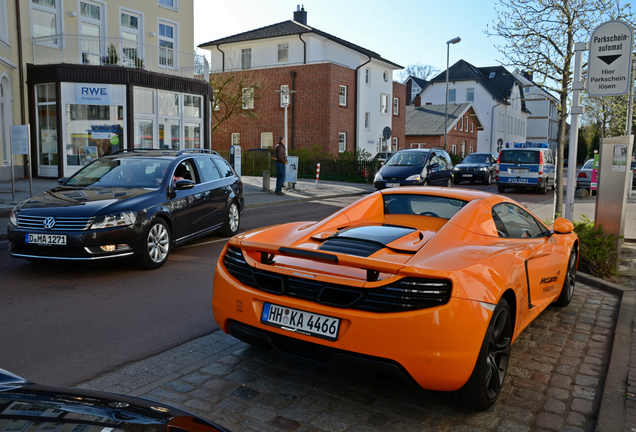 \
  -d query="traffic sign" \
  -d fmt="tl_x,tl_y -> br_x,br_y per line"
587,20 -> 633,97
382,126 -> 392,140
